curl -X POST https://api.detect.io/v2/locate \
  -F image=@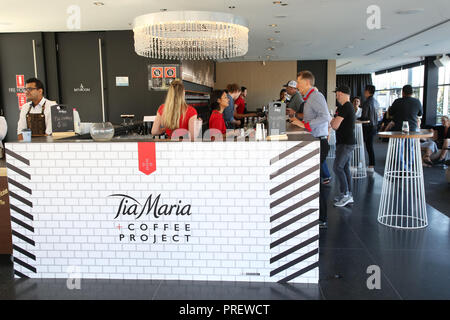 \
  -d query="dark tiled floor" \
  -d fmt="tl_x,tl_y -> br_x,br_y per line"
318,248 -> 401,300
317,159 -> 450,300
0,159 -> 449,300
153,281 -> 321,300
0,262 -> 321,300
